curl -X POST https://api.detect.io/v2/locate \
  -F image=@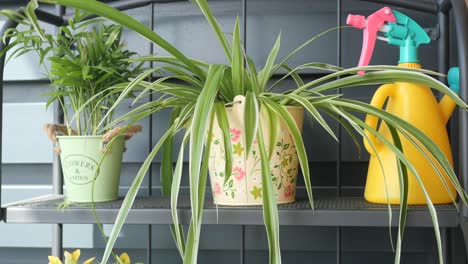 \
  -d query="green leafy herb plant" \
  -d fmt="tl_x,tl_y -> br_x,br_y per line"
9,0 -> 468,264
0,5 -> 144,204
0,6 -> 142,135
